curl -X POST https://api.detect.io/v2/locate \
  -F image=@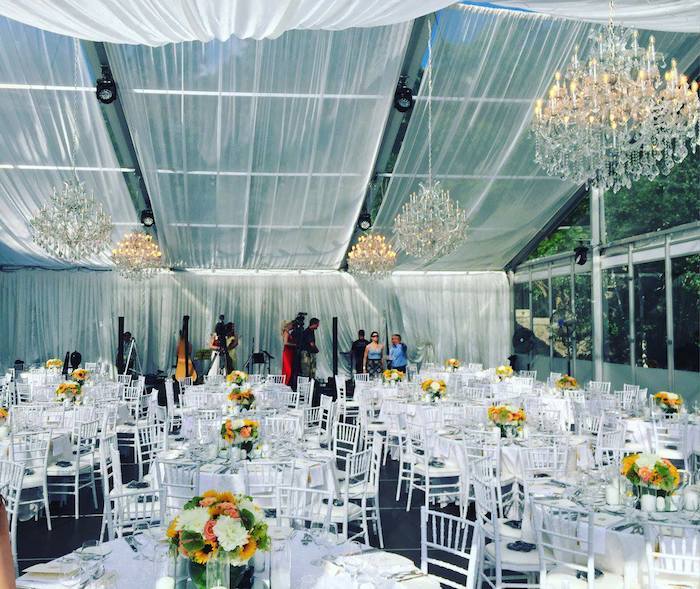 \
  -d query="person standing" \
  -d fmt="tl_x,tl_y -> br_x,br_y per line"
300,317 -> 320,379
389,333 -> 408,374
281,320 -> 296,385
225,322 -> 239,373
363,331 -> 384,378
350,330 -> 369,374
